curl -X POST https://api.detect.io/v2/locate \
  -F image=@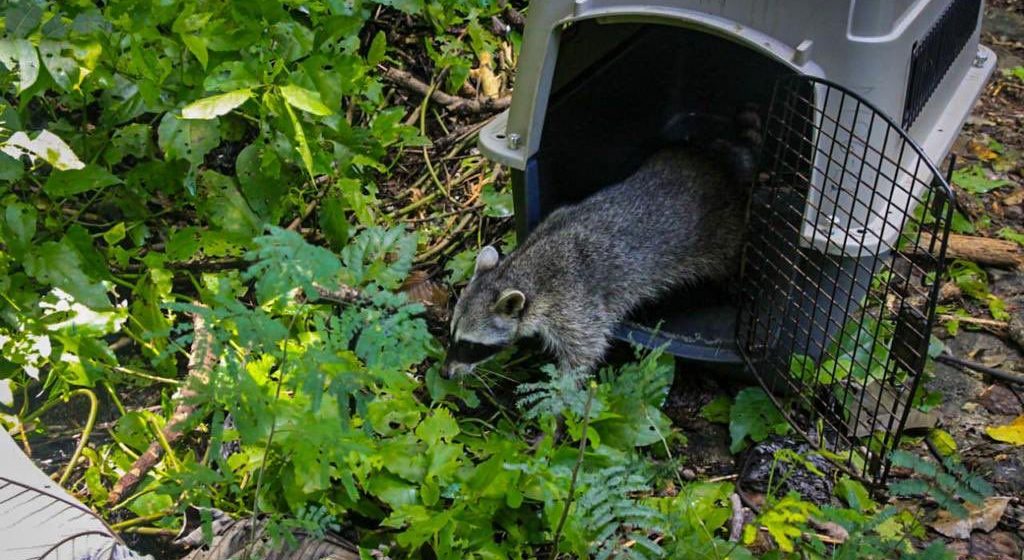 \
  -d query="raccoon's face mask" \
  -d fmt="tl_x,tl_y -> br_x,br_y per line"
444,246 -> 526,378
